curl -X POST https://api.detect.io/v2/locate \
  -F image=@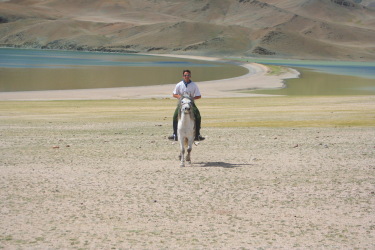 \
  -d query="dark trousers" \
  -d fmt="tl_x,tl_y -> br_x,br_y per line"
172,104 -> 202,136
